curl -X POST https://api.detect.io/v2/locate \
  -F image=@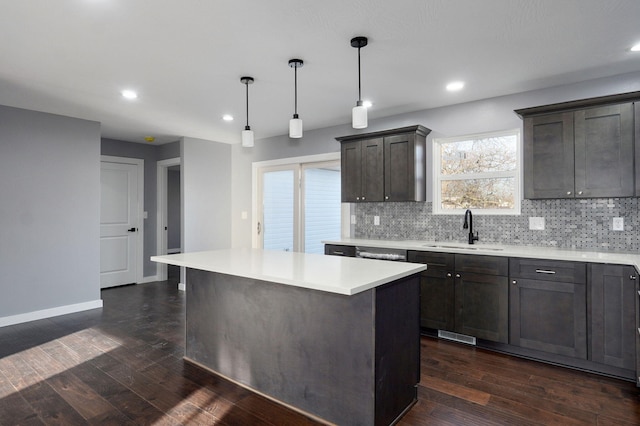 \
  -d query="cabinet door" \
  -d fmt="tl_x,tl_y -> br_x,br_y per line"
589,264 -> 636,370
360,138 -> 384,202
636,103 -> 640,197
454,272 -> 508,343
523,112 -> 574,199
408,251 -> 455,331
384,133 -> 416,201
341,140 -> 361,202
574,103 -> 634,198
510,278 -> 587,359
